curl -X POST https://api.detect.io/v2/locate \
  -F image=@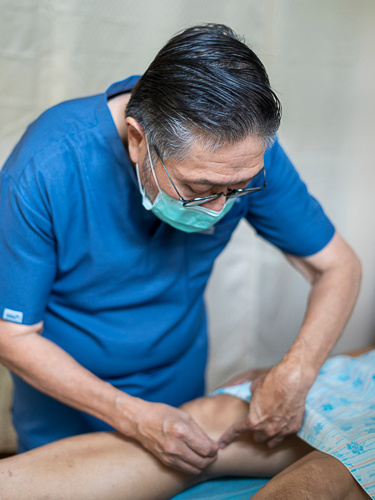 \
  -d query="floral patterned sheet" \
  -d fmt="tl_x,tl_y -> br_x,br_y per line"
211,350 -> 375,499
